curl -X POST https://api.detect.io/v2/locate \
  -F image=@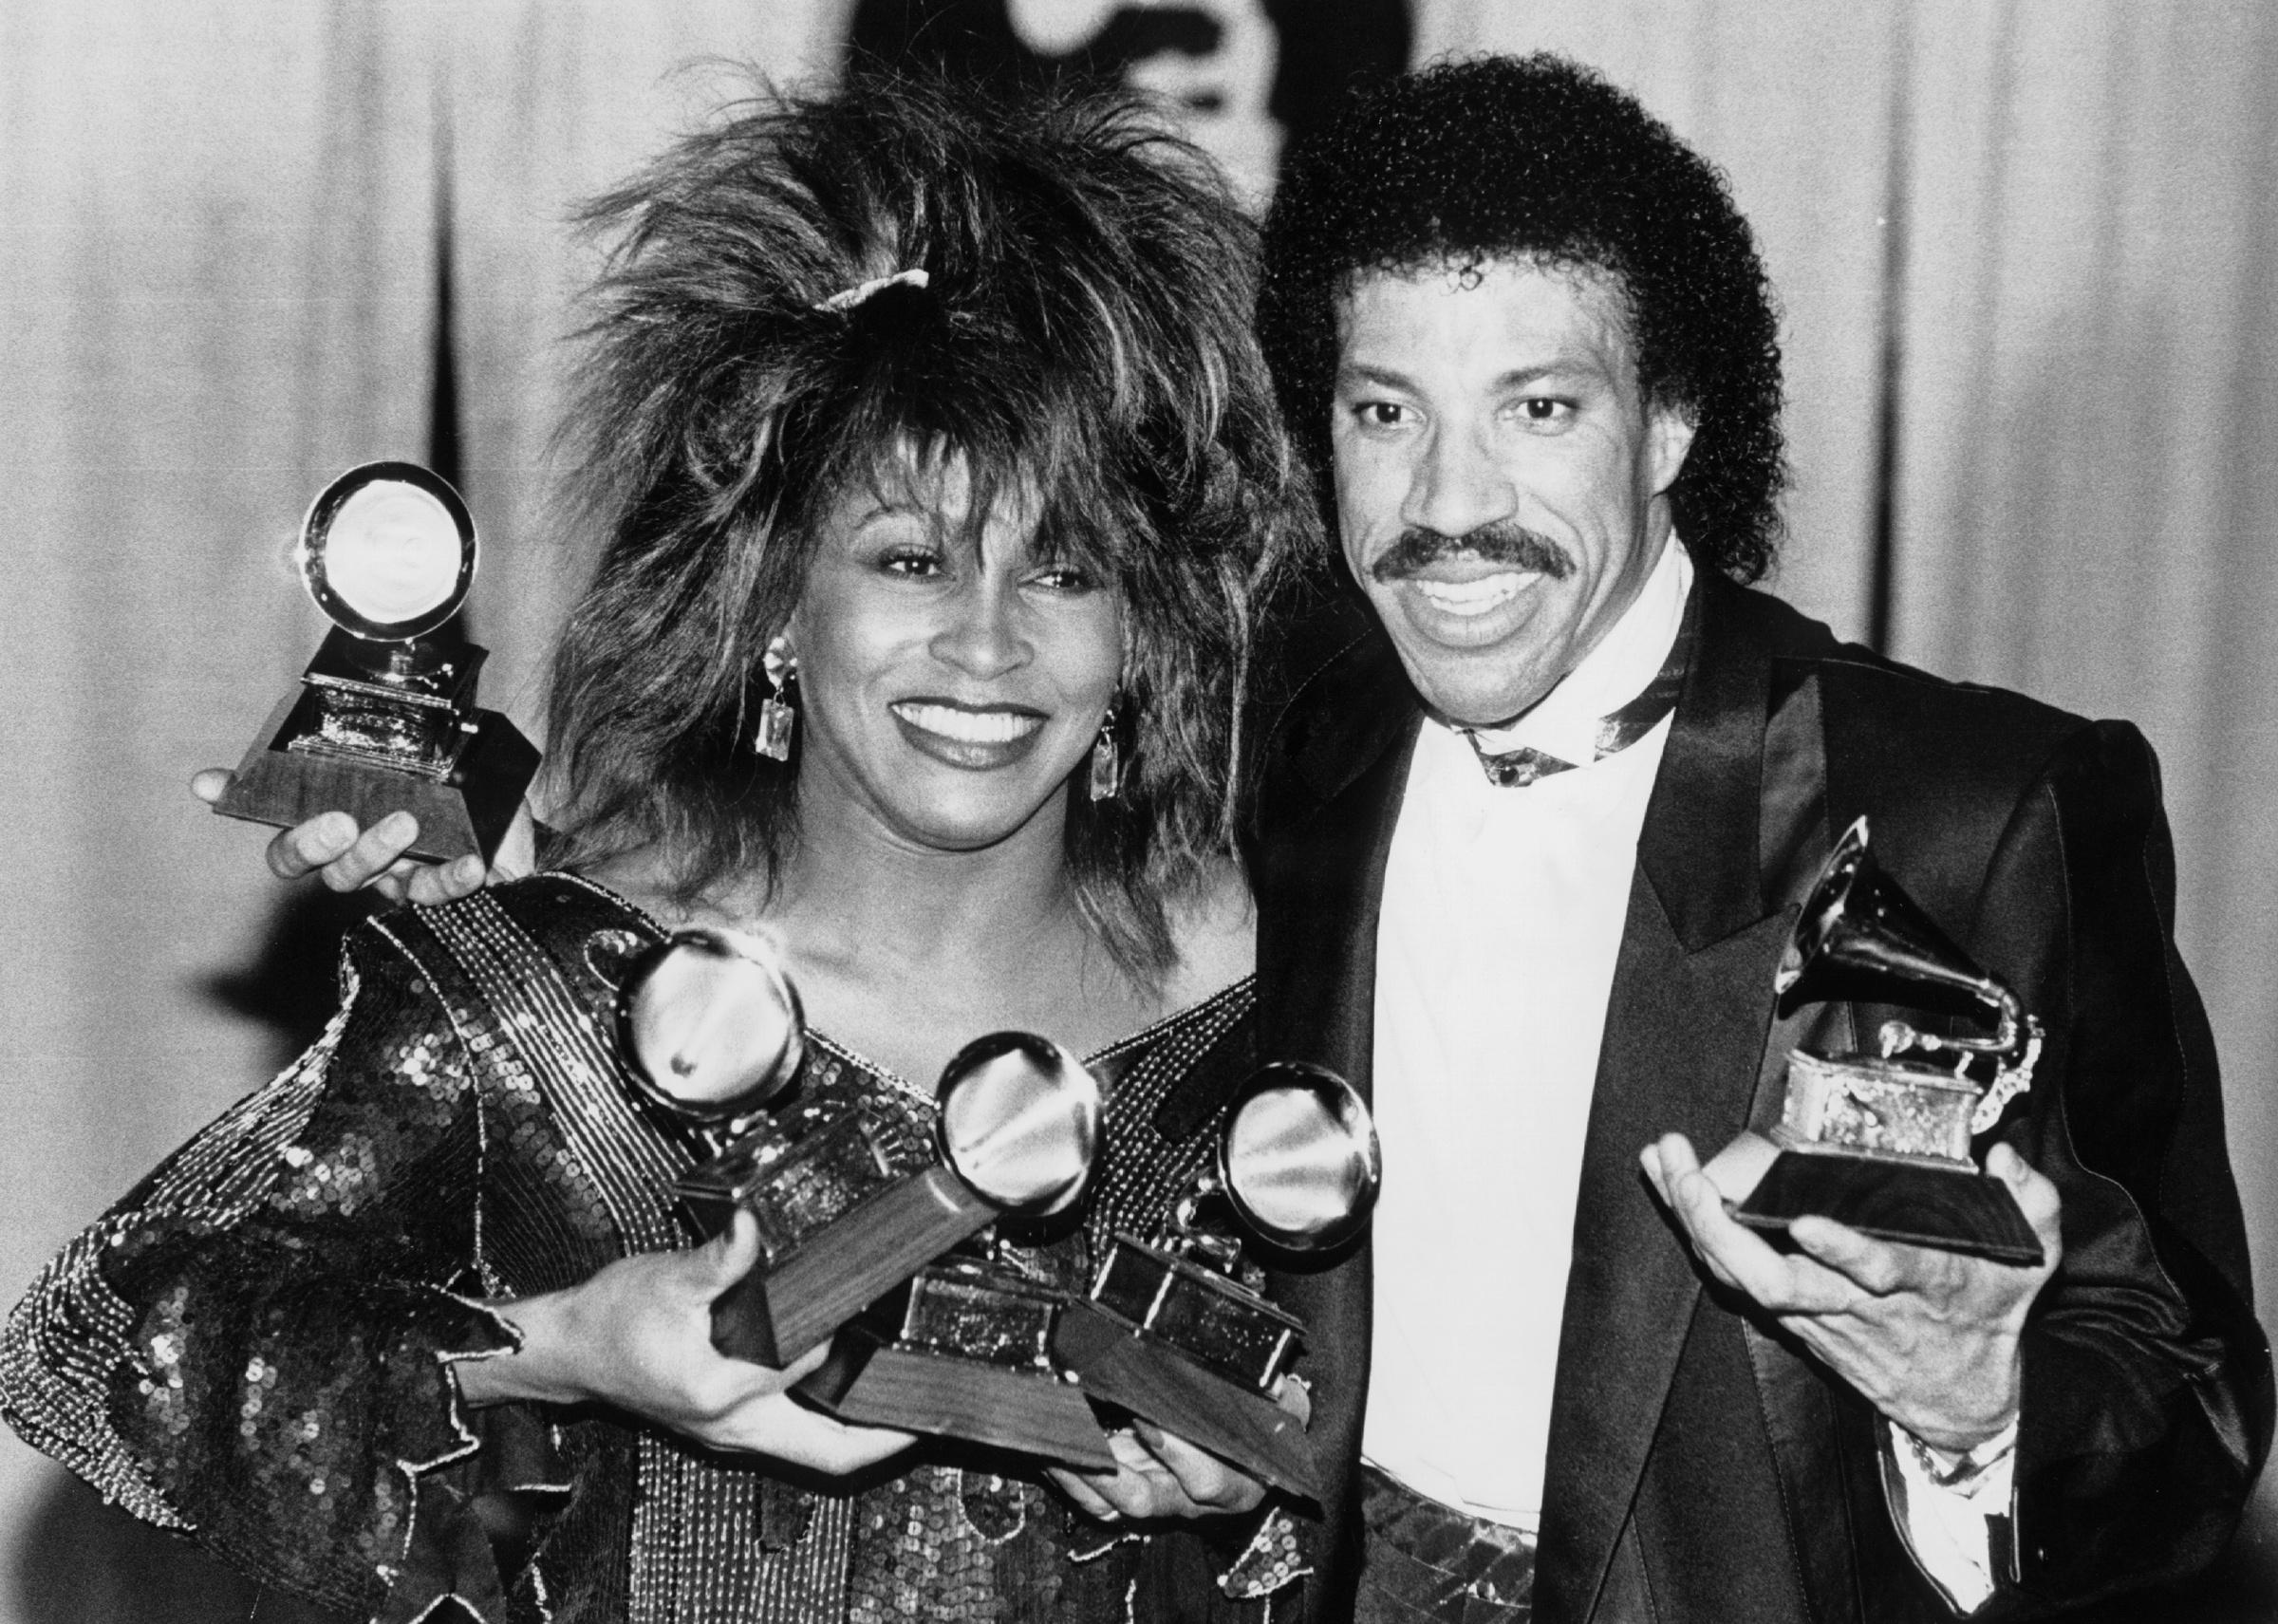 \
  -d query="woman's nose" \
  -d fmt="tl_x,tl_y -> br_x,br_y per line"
931,578 -> 1030,677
